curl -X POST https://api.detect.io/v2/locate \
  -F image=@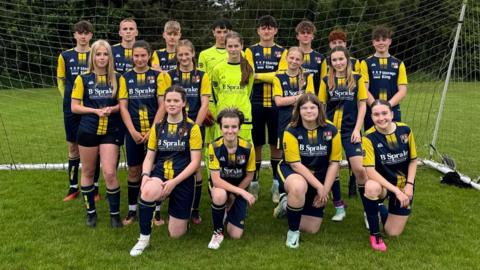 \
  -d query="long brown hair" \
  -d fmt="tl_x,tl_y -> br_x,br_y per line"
160,85 -> 189,139
290,93 -> 327,128
225,31 -> 253,87
87,39 -> 117,97
327,46 -> 355,92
